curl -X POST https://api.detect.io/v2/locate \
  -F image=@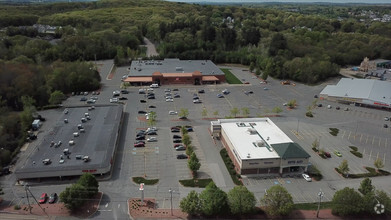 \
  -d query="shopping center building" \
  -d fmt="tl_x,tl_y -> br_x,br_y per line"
211,118 -> 310,176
